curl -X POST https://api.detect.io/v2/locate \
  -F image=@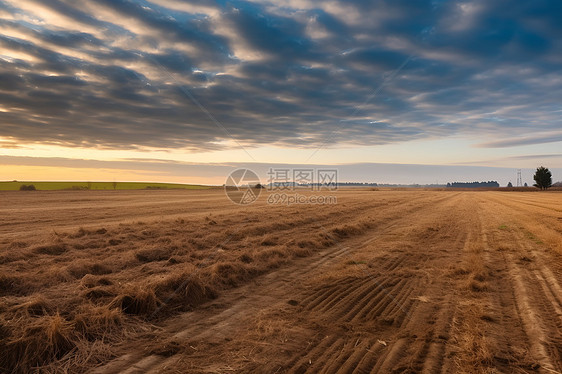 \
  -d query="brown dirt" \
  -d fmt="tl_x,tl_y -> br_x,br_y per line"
1,189 -> 562,373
